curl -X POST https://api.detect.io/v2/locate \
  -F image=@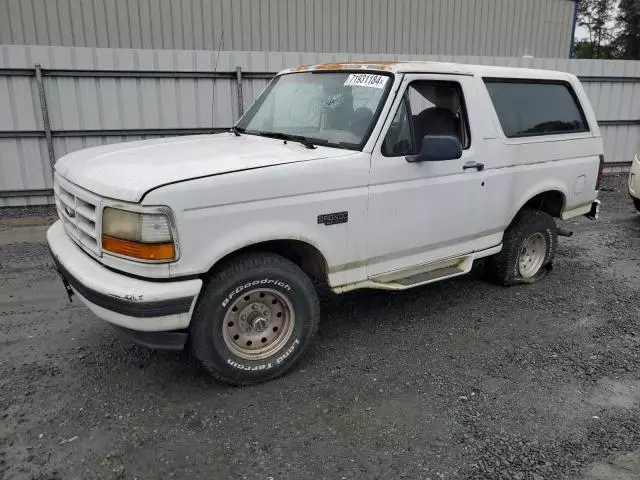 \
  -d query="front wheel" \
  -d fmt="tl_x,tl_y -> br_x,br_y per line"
488,209 -> 558,286
634,197 -> 640,212
190,253 -> 320,385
